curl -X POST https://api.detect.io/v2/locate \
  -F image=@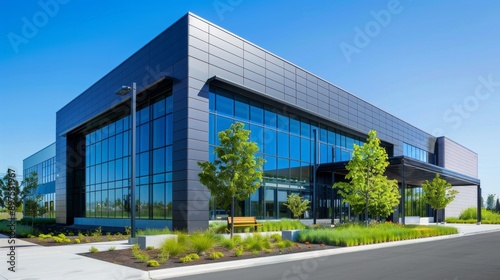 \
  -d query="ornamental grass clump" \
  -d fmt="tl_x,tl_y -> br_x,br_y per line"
242,233 -> 271,252
160,238 -> 186,257
189,232 -> 217,254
